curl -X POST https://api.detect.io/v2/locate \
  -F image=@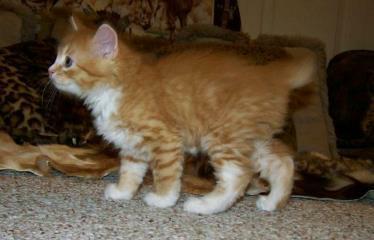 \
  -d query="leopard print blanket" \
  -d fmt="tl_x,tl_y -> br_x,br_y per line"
0,39 -> 95,146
